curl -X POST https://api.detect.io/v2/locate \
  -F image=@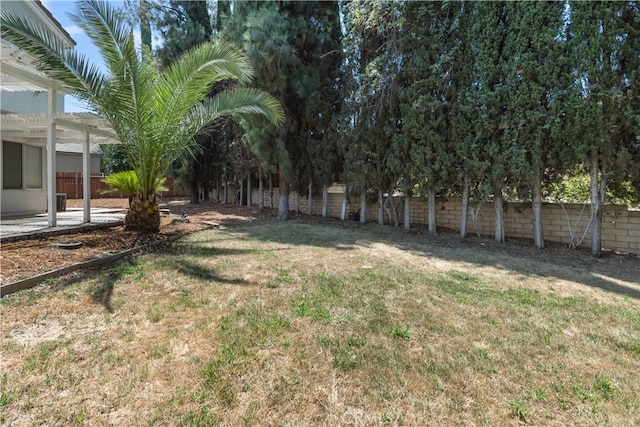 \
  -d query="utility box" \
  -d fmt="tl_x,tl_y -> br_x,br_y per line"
56,193 -> 67,212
